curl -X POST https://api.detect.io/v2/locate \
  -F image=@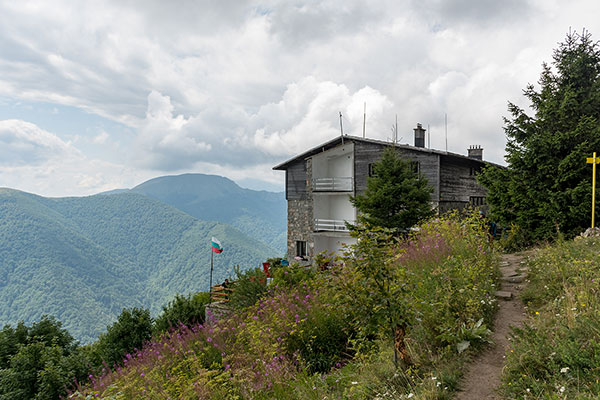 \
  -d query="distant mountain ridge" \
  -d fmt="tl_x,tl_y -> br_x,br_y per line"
0,188 -> 278,342
102,174 -> 287,254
